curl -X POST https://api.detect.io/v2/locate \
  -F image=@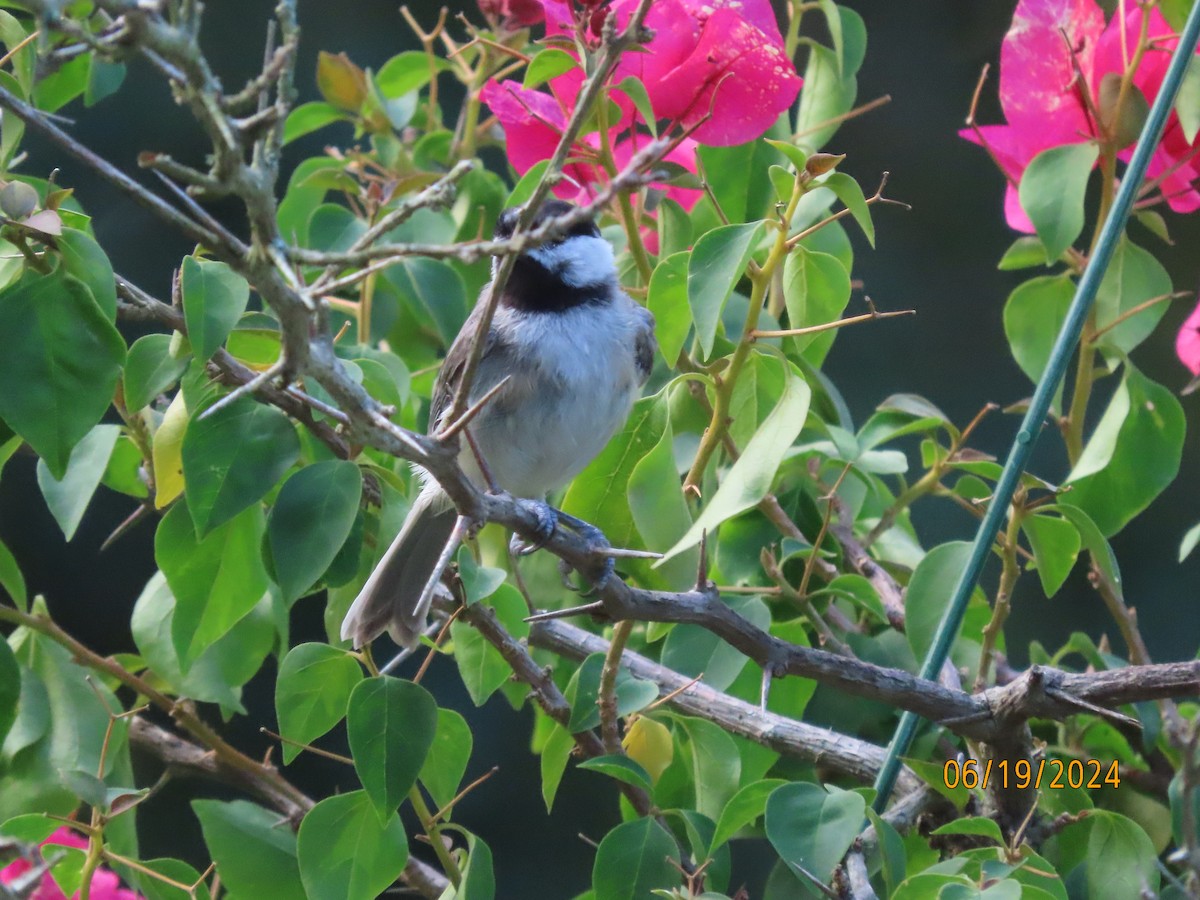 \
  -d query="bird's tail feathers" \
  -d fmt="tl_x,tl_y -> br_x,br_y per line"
340,487 -> 457,649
